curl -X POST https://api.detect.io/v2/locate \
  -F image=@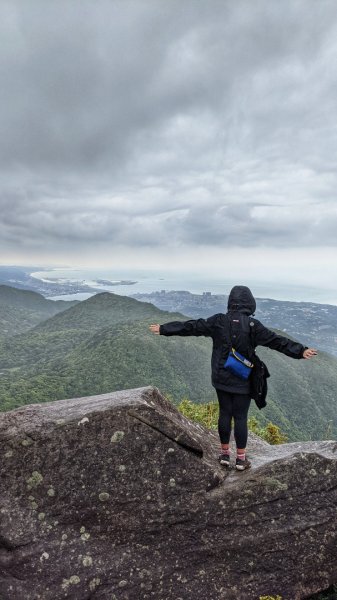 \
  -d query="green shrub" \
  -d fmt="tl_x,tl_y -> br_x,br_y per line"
248,416 -> 288,444
178,398 -> 218,430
